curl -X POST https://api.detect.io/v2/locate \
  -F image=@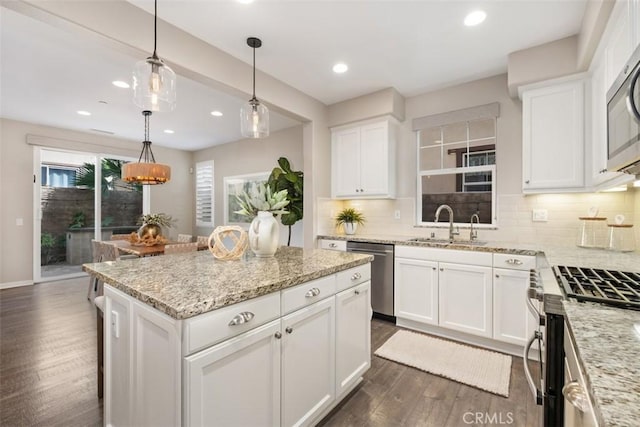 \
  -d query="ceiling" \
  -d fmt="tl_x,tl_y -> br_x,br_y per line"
1,1 -> 588,151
